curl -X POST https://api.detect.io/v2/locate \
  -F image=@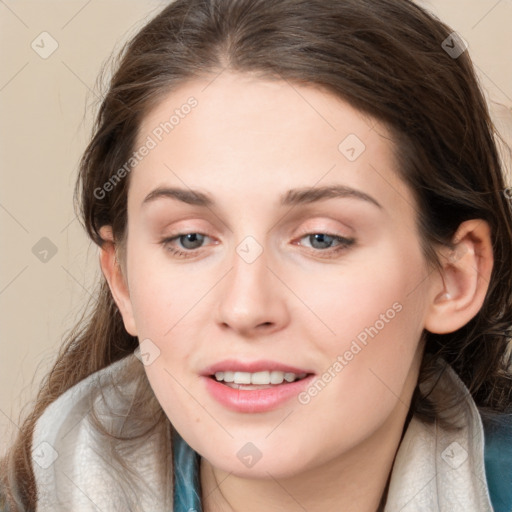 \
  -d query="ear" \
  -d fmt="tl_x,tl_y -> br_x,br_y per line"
424,219 -> 493,334
98,226 -> 137,336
